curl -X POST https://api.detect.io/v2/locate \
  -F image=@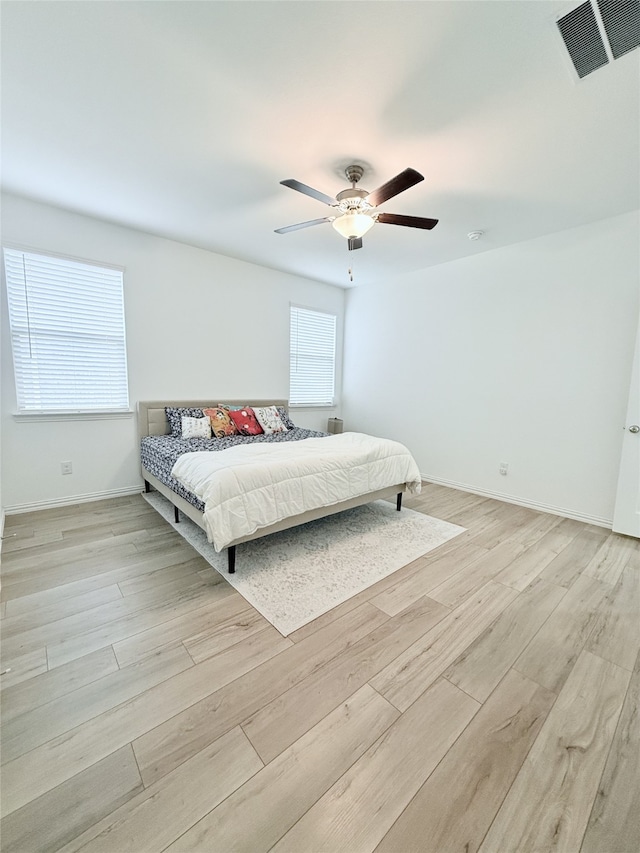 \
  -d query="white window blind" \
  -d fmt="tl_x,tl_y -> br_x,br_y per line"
289,305 -> 336,407
4,248 -> 130,412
